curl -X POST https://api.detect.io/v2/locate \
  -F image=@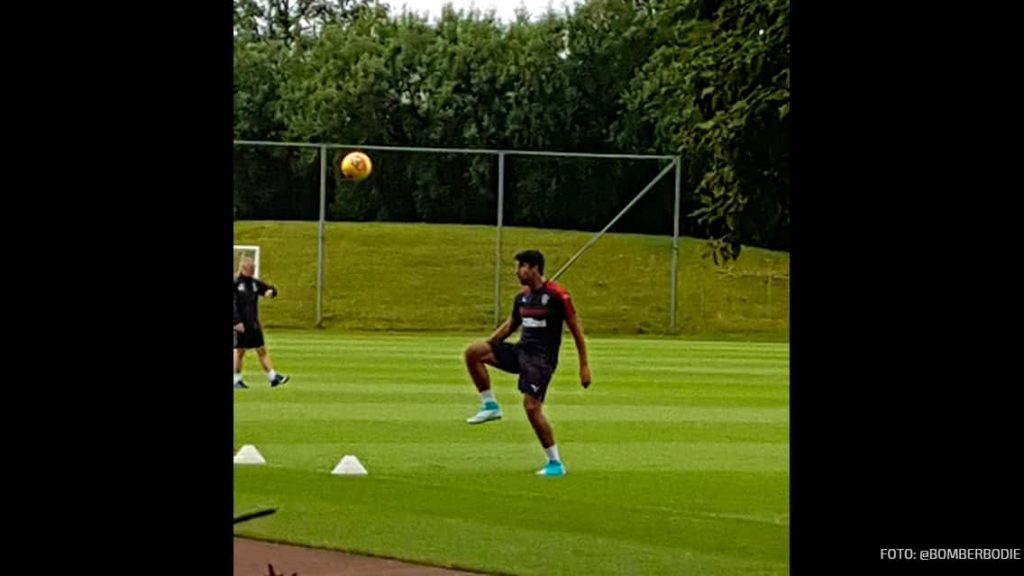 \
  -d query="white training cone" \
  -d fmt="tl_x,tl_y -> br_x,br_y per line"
331,455 -> 368,475
234,444 -> 266,465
